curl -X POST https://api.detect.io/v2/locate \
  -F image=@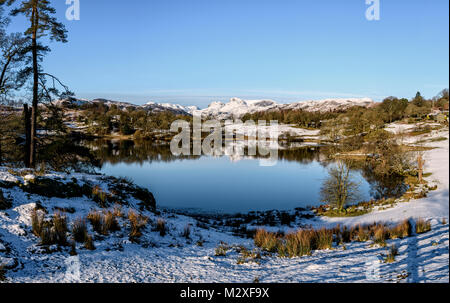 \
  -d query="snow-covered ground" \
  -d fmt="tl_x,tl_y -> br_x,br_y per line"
0,123 -> 448,283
